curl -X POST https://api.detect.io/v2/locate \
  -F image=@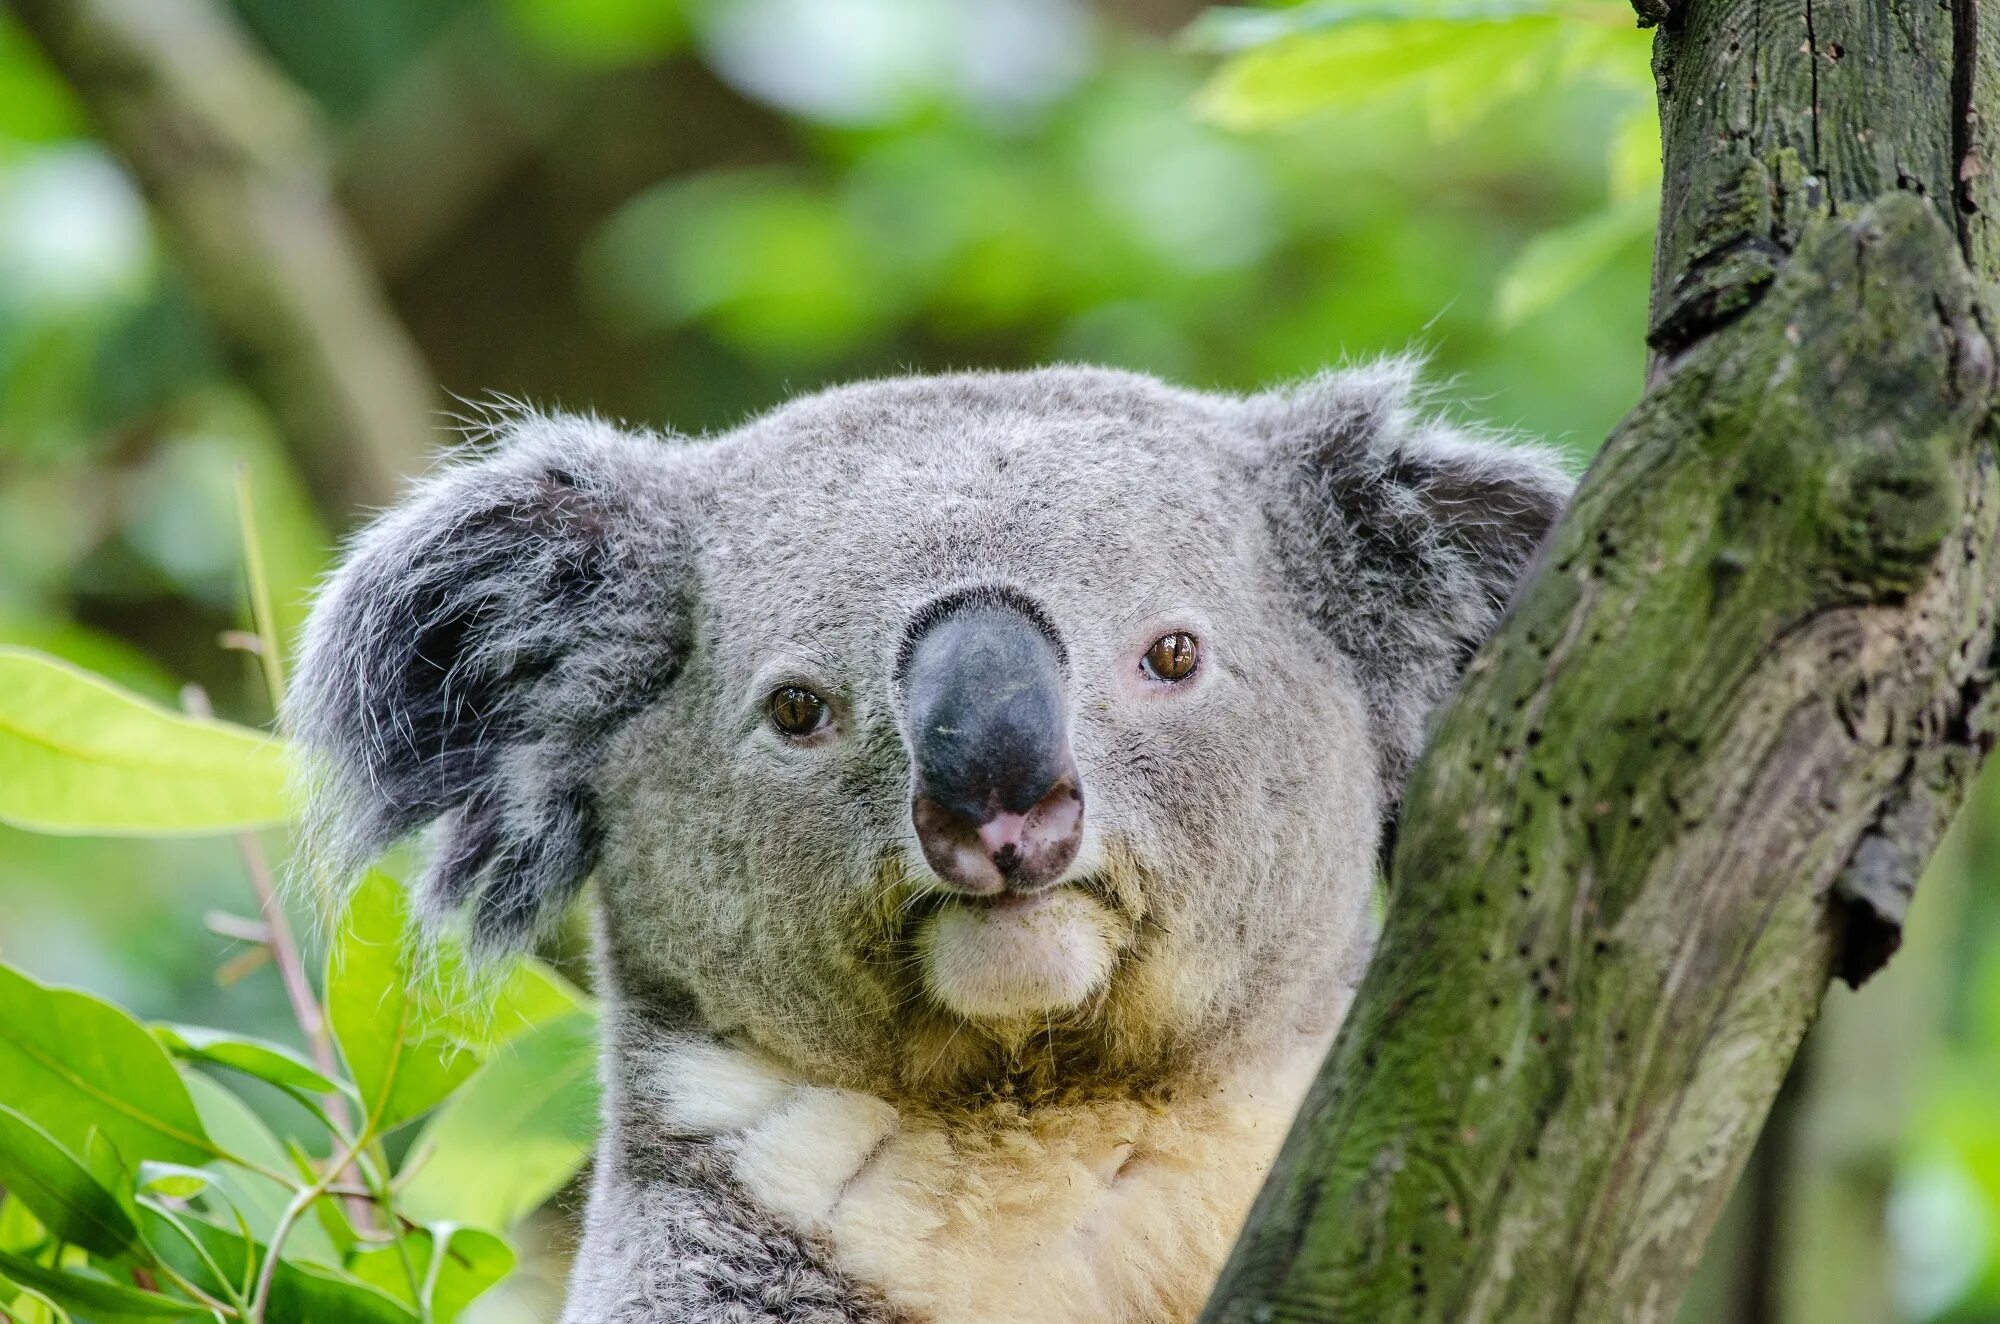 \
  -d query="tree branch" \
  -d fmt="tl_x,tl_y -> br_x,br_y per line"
1202,0 -> 2000,1318
4,0 -> 439,520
